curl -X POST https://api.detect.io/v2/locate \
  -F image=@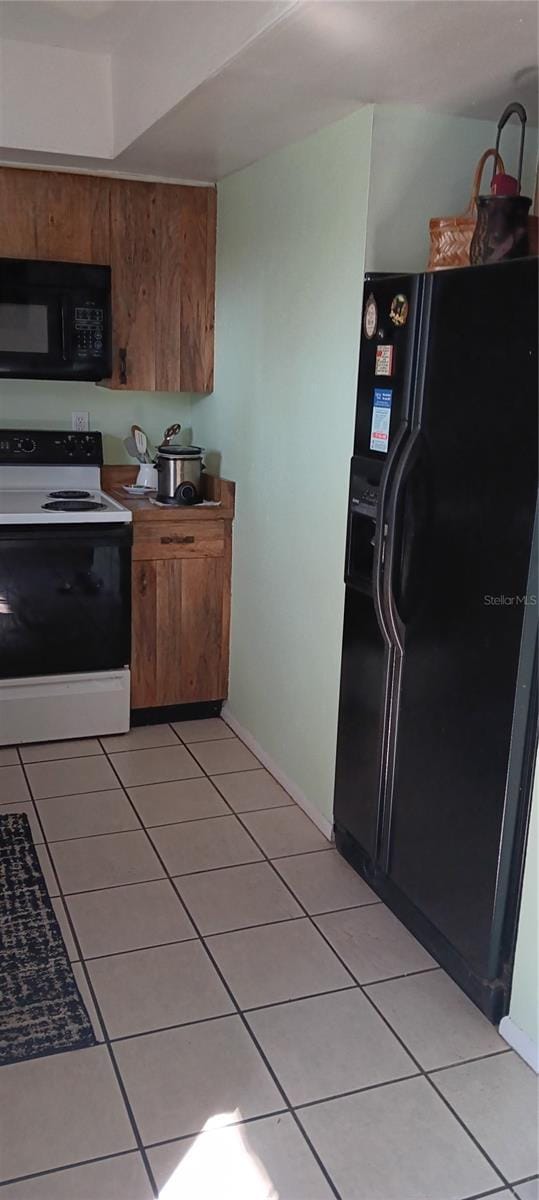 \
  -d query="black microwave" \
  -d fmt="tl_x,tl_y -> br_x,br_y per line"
0,258 -> 112,381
